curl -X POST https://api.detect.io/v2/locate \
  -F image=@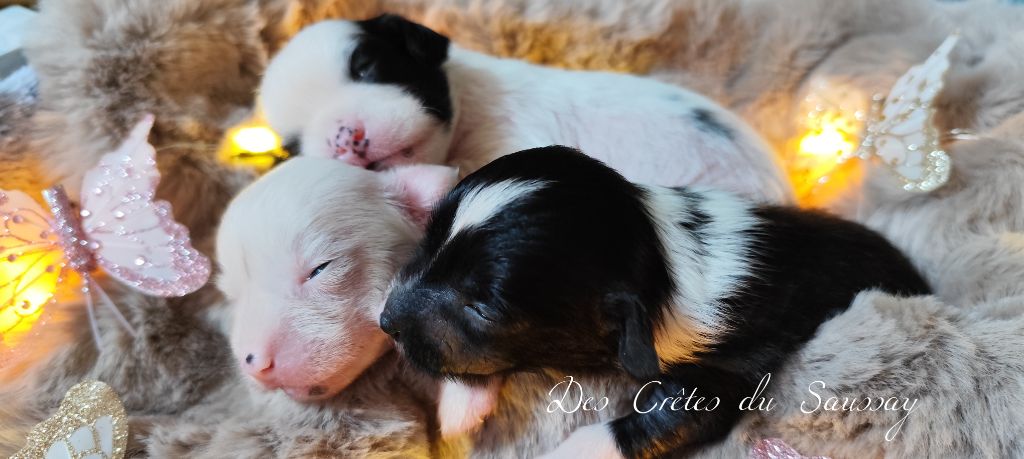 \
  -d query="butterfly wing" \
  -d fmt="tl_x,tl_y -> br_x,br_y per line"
0,190 -> 64,345
43,417 -> 118,459
79,115 -> 211,297
866,35 -> 957,192
12,380 -> 128,459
